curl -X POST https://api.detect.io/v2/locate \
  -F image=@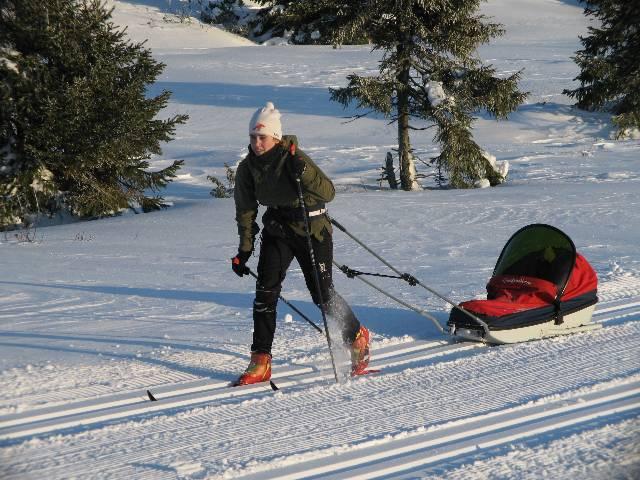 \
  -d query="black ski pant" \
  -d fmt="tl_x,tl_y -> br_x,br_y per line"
251,228 -> 361,355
